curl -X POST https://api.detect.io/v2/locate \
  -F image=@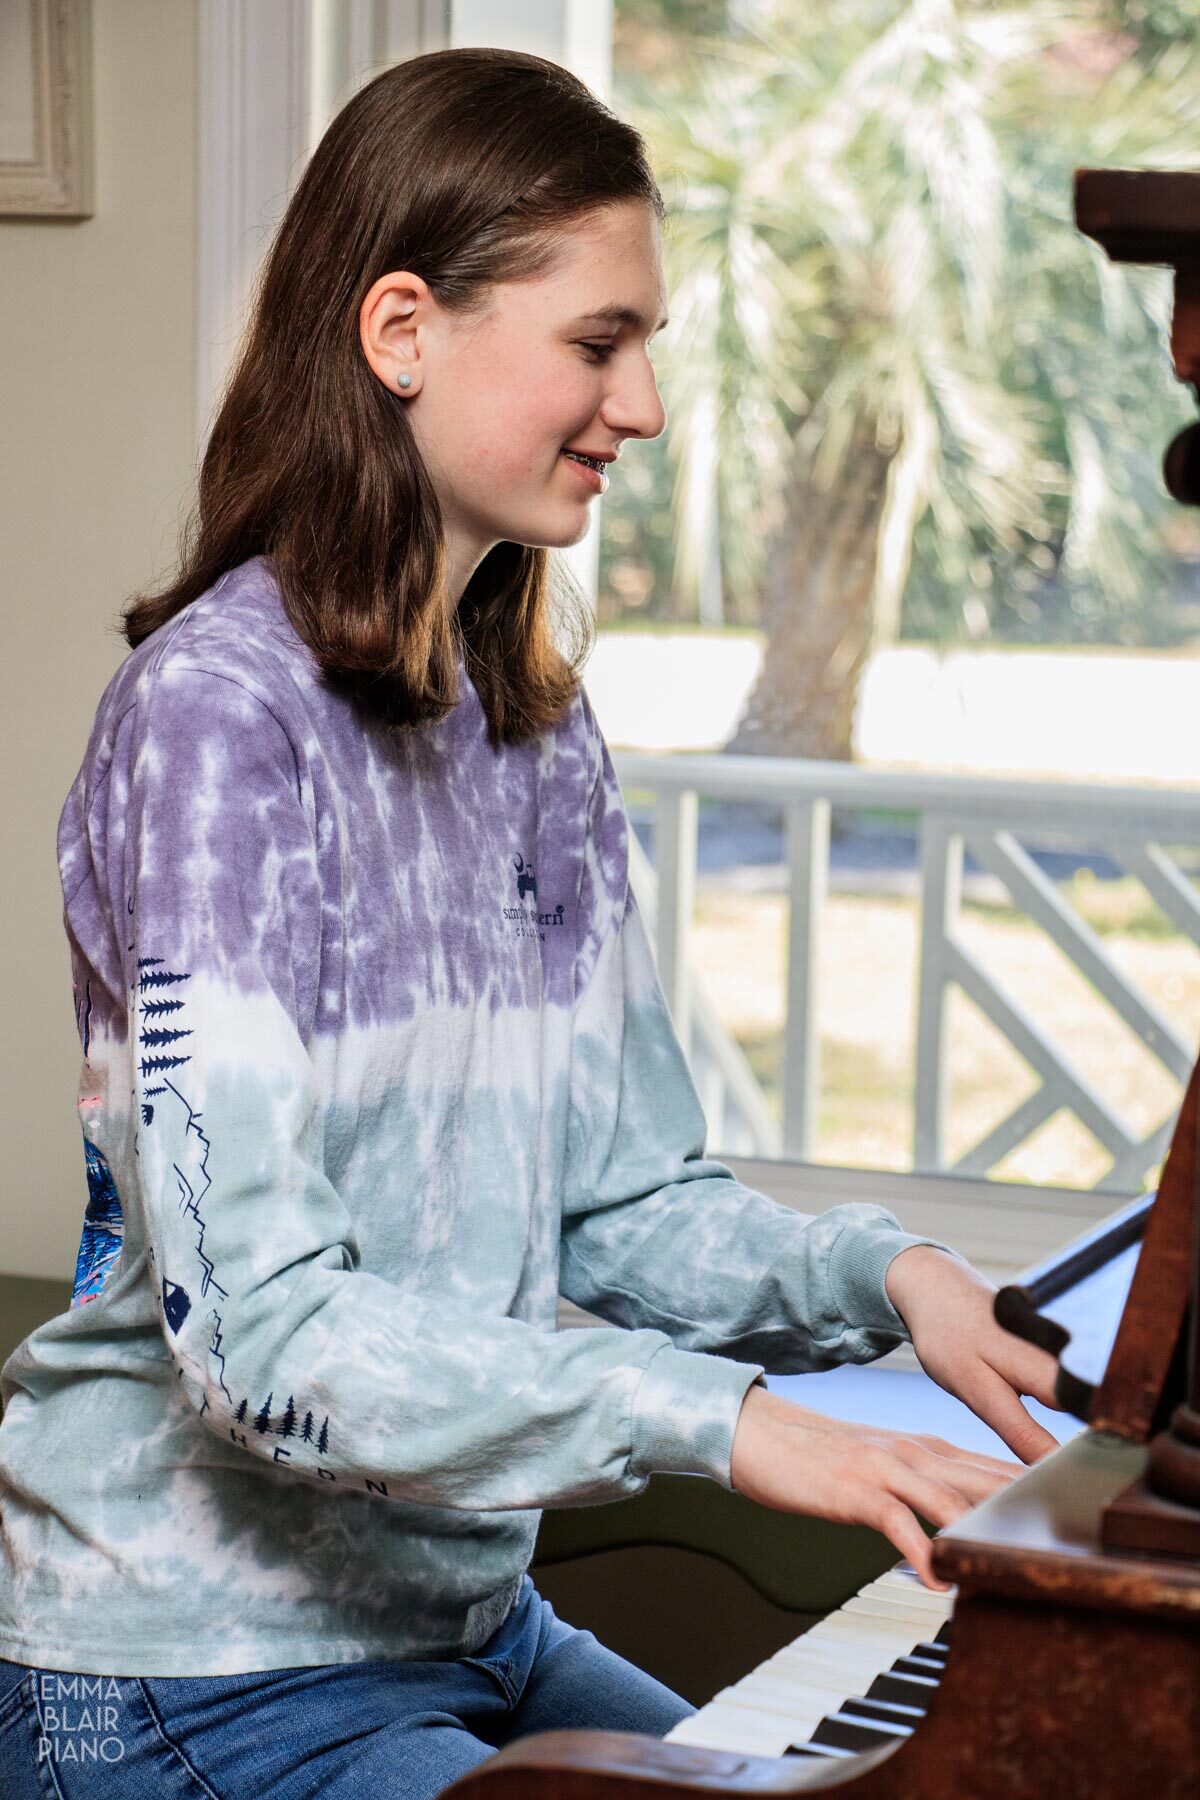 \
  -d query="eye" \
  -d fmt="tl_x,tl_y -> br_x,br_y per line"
578,341 -> 617,363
